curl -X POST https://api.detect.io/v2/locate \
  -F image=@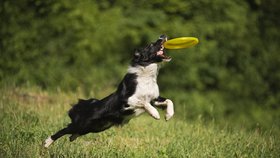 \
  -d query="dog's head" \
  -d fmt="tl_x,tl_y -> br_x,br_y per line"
132,35 -> 171,66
